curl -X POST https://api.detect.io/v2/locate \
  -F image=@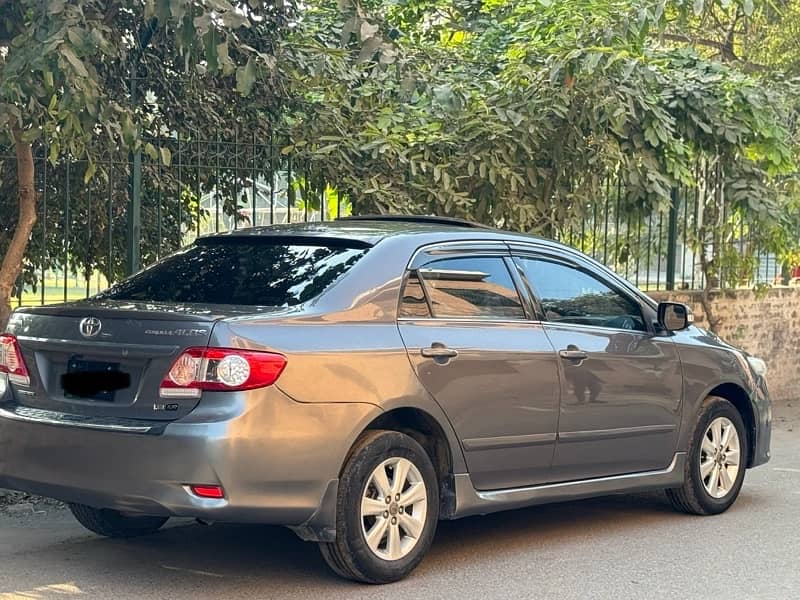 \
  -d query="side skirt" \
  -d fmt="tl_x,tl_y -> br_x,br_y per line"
450,453 -> 686,519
